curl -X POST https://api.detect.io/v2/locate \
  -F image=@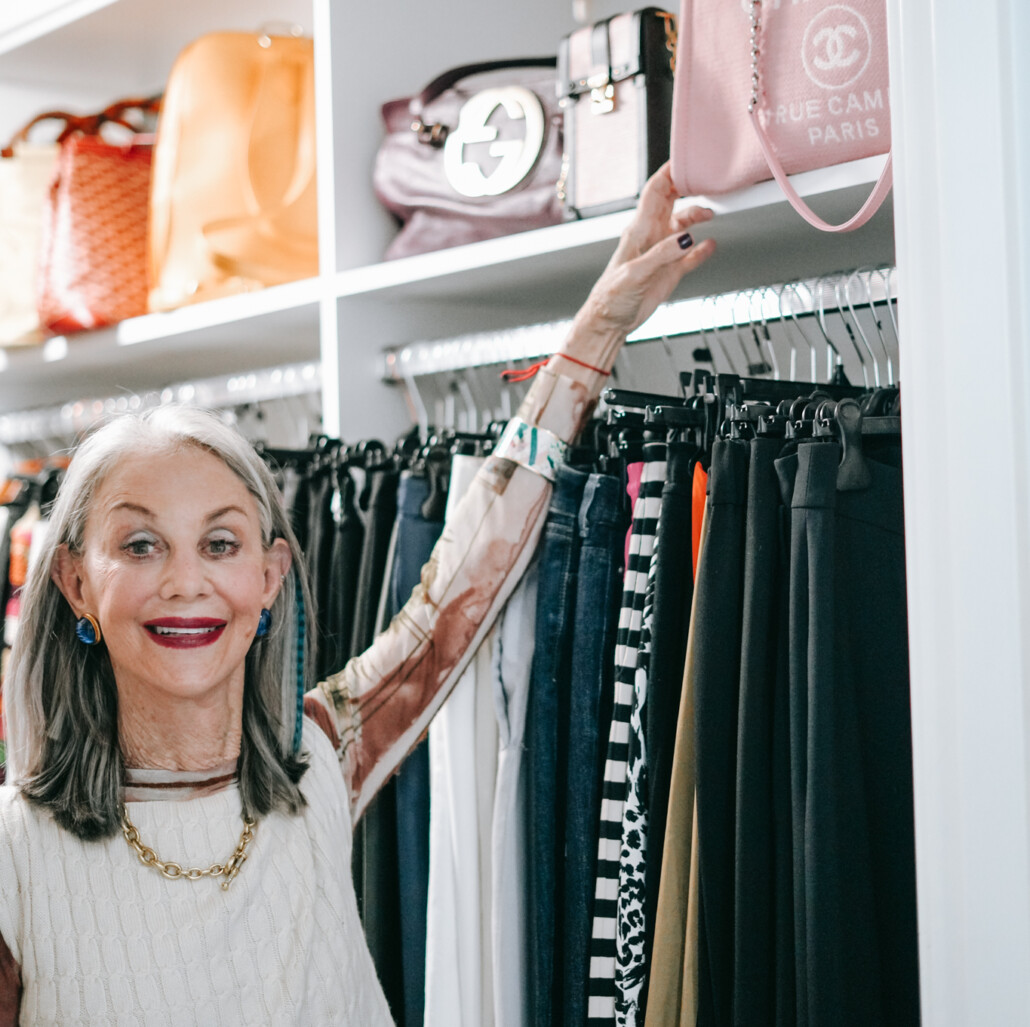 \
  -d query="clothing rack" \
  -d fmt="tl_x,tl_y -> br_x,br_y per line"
381,266 -> 898,381
383,267 -> 899,436
0,268 -> 898,451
